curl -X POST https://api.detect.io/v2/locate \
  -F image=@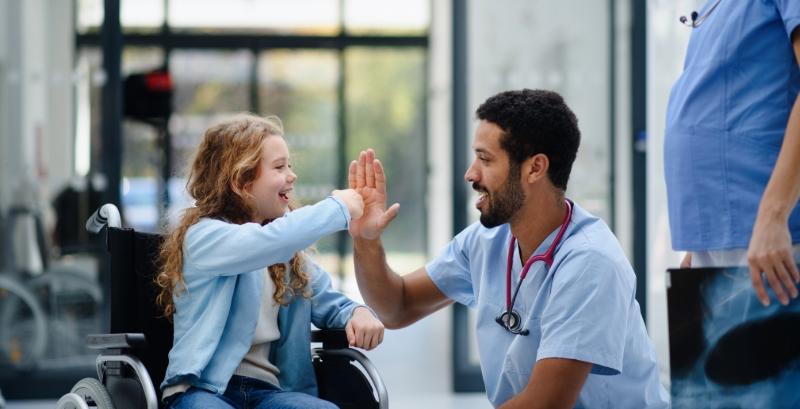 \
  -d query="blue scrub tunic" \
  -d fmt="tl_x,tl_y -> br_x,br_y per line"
665,0 -> 800,251
426,202 -> 669,408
